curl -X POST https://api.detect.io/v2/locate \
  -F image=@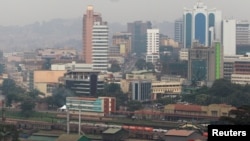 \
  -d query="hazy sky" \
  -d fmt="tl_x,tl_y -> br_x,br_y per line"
0,0 -> 250,26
